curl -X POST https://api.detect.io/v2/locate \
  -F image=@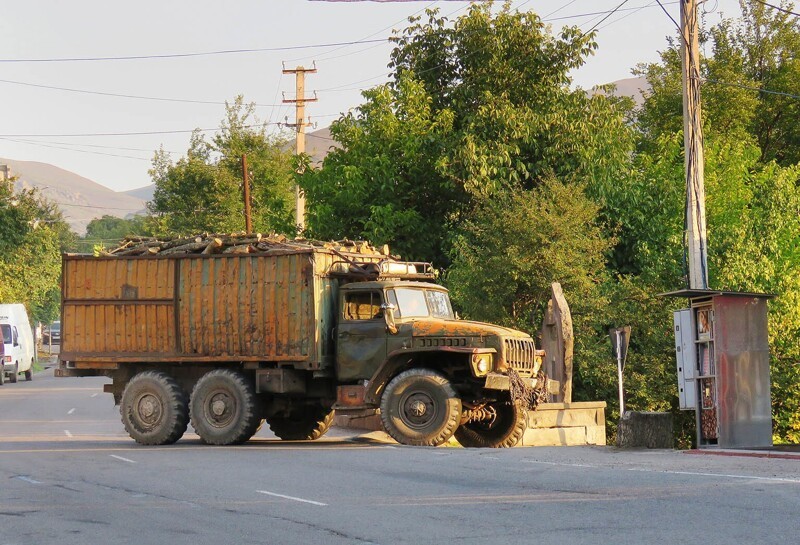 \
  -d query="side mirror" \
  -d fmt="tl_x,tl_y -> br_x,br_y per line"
381,303 -> 398,335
